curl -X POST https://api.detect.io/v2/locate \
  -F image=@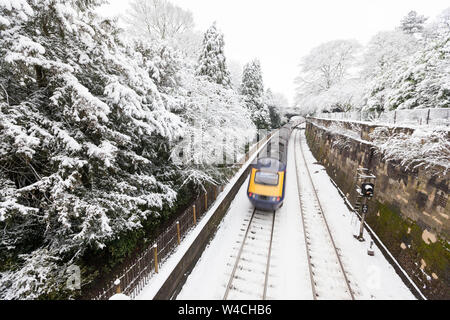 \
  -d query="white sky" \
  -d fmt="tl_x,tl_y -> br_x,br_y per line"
98,0 -> 449,107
